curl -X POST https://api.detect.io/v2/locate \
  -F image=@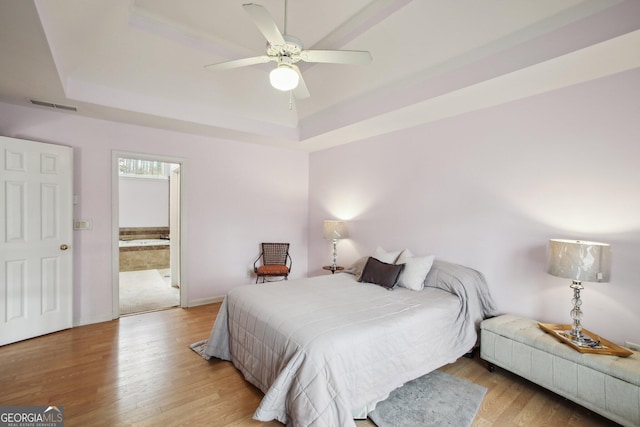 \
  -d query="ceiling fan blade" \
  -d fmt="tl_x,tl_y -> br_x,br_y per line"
204,56 -> 271,71
292,65 -> 310,99
243,3 -> 286,47
300,49 -> 372,65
